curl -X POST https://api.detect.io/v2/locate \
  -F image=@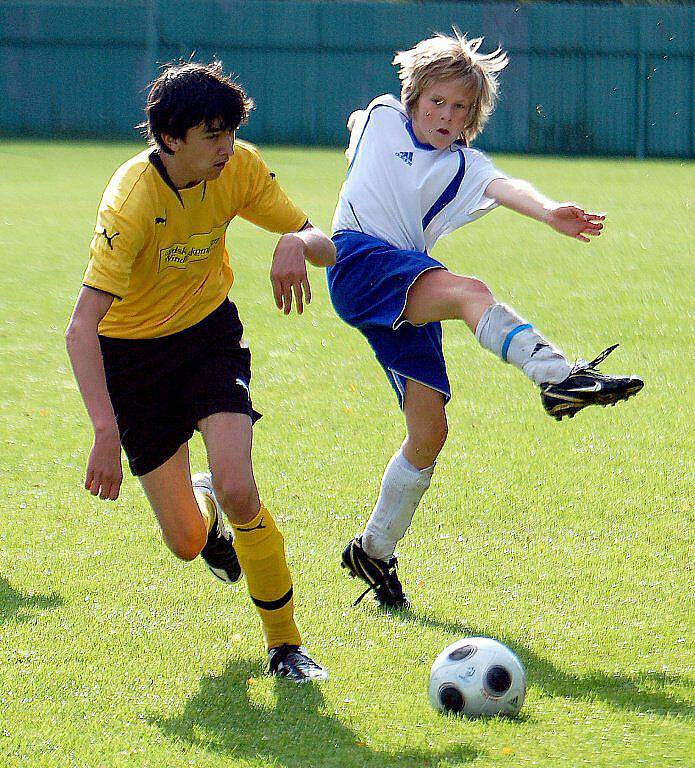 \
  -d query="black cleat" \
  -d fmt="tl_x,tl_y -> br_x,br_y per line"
341,536 -> 410,609
540,344 -> 644,421
268,644 -> 329,682
193,472 -> 242,585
